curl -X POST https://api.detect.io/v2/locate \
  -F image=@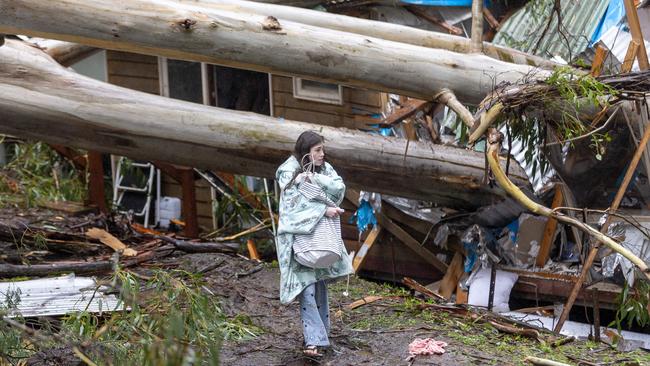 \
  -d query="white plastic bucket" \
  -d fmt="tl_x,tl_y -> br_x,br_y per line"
159,196 -> 181,228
